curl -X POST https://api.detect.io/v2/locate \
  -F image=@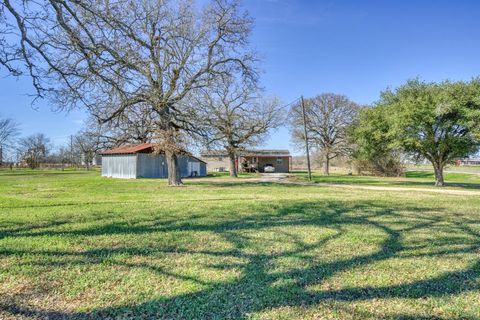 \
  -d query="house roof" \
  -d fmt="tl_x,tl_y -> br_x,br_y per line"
101,143 -> 206,163
201,149 -> 291,158
240,149 -> 291,157
200,150 -> 230,157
